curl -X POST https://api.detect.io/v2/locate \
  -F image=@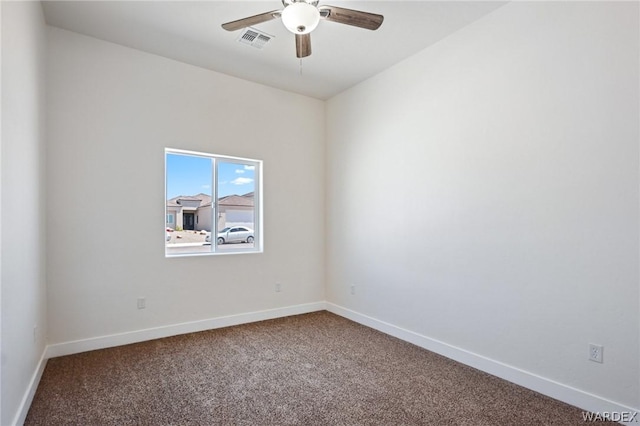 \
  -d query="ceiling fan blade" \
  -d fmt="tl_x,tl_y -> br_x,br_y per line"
295,33 -> 312,58
221,10 -> 281,31
318,6 -> 383,30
